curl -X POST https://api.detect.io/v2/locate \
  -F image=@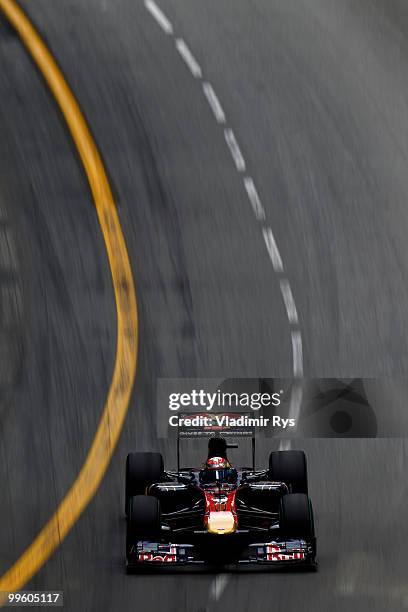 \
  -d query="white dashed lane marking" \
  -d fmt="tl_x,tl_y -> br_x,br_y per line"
202,82 -> 226,124
144,0 -> 173,35
143,1 -> 305,386
224,128 -> 246,172
208,574 -> 230,605
278,440 -> 292,450
175,38 -> 202,78
262,227 -> 283,273
243,176 -> 265,221
280,278 -> 299,324
291,330 -> 304,377
288,382 -> 303,425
